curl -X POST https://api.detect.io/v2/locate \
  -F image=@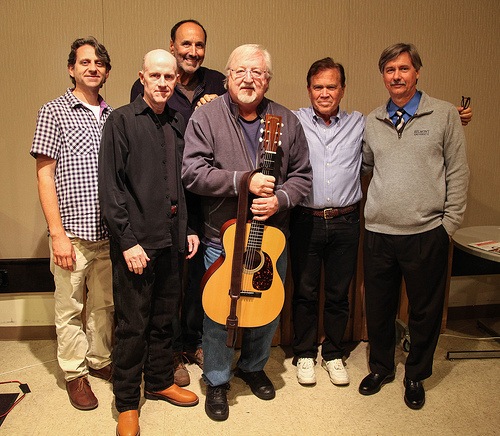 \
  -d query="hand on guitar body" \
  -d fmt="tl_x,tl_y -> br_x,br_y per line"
249,173 -> 279,221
